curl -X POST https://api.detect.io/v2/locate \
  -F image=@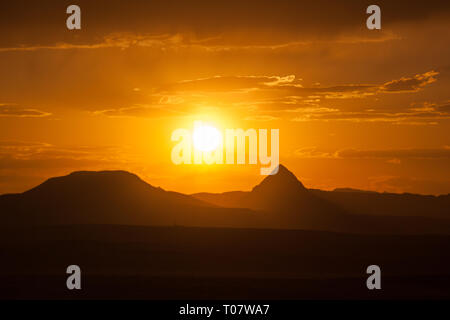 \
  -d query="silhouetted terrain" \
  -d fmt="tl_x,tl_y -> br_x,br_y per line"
193,165 -> 450,234
1,165 -> 449,234
310,188 -> 450,219
194,166 -> 450,220
0,170 -> 261,228
1,165 -> 450,299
